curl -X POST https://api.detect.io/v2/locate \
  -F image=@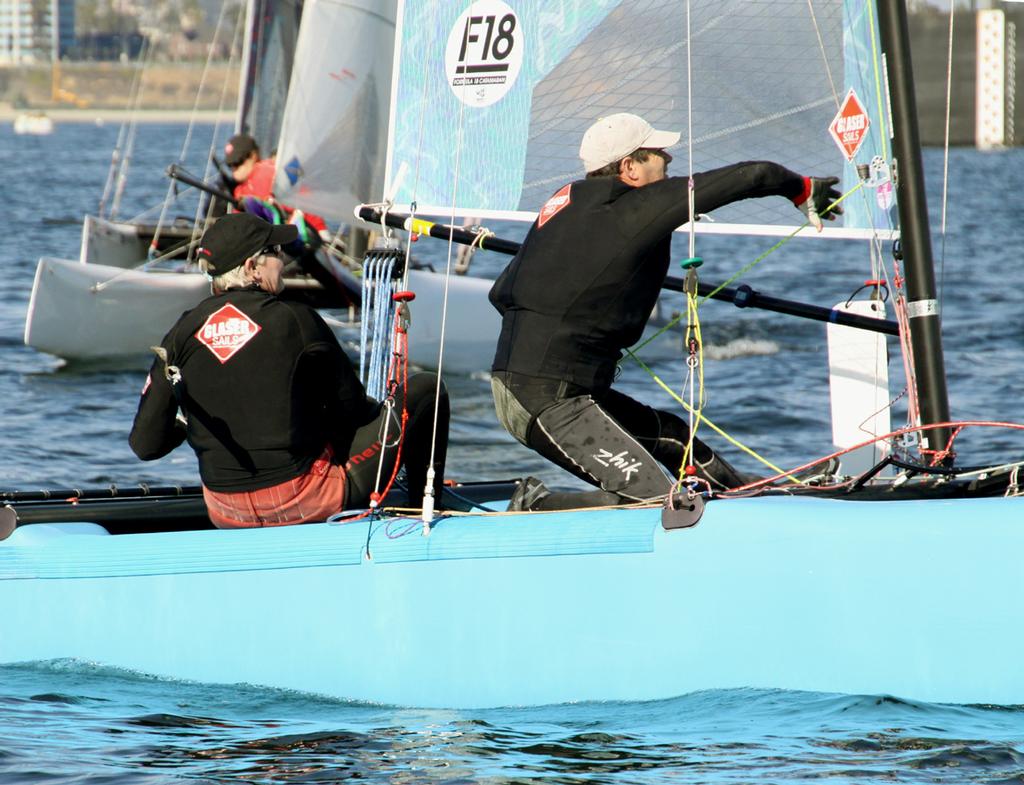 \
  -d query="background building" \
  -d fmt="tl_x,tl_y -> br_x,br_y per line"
0,0 -> 75,63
